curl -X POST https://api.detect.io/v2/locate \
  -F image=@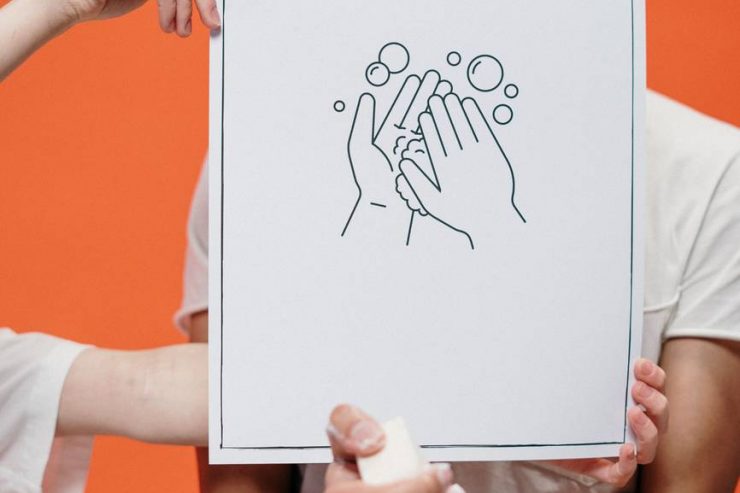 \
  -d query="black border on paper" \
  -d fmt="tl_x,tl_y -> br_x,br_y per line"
218,0 -> 637,451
